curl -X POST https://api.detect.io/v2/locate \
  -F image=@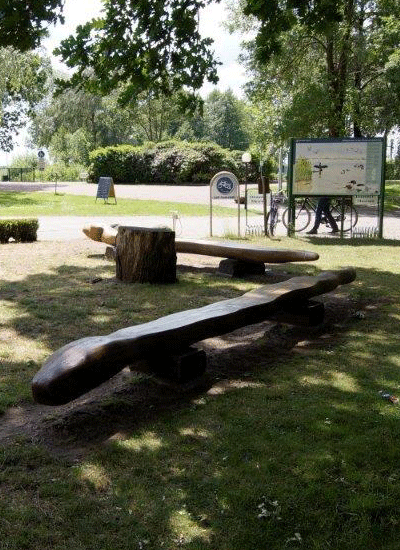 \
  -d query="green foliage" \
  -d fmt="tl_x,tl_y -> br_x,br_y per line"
55,0 -> 219,106
89,141 -> 241,184
0,47 -> 51,152
30,88 -> 138,164
0,0 -> 64,50
385,159 -> 400,180
240,1 -> 400,138
0,219 -> 38,243
39,162 -> 87,182
203,89 -> 251,150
